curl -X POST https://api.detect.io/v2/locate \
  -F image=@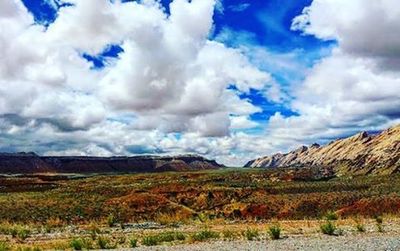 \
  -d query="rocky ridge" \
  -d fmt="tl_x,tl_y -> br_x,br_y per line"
0,153 -> 223,174
245,124 -> 400,175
